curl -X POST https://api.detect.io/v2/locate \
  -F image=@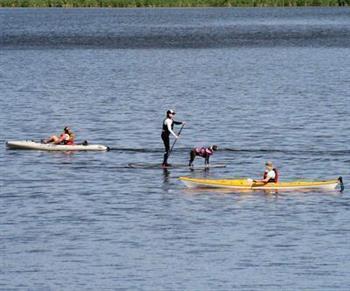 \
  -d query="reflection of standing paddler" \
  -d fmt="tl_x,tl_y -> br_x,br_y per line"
161,109 -> 185,167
